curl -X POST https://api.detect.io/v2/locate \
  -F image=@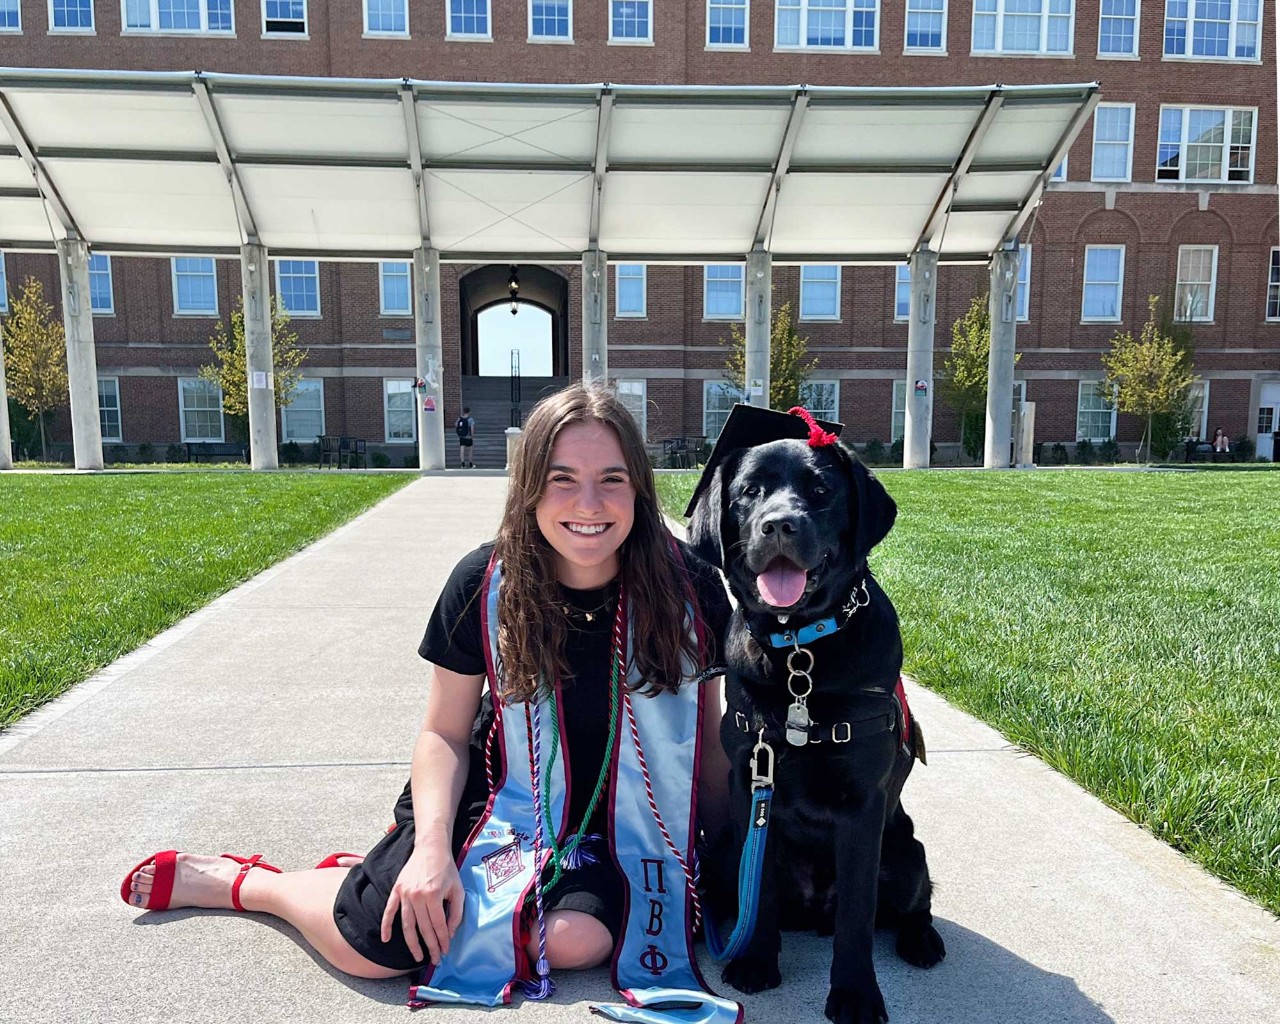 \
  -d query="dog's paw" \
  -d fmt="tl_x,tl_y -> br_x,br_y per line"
896,922 -> 946,968
722,955 -> 782,994
824,983 -> 888,1024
